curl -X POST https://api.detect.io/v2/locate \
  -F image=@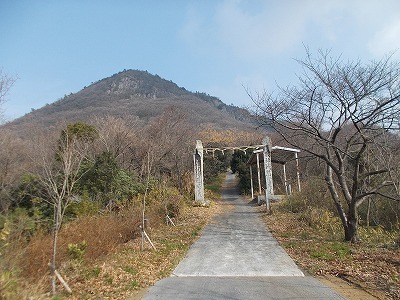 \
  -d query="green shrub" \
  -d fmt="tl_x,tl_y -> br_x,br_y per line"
67,240 -> 87,261
77,151 -> 144,206
0,208 -> 44,299
0,208 -> 36,247
231,151 -> 252,194
148,186 -> 185,218
204,151 -> 231,184
358,226 -> 399,247
66,191 -> 101,217
299,207 -> 333,227
295,207 -> 342,240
